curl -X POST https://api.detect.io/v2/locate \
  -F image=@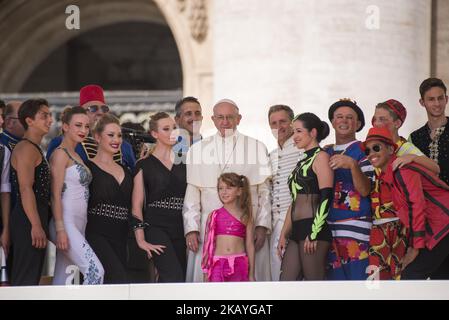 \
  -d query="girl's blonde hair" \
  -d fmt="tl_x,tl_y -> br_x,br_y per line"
218,173 -> 253,224
143,112 -> 171,157
92,113 -> 121,135
149,112 -> 170,133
